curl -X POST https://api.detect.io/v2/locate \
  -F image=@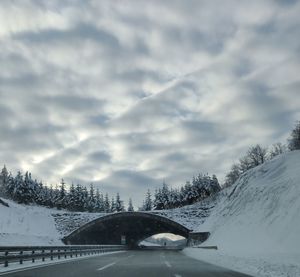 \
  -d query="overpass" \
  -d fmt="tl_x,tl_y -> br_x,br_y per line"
62,212 -> 209,248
